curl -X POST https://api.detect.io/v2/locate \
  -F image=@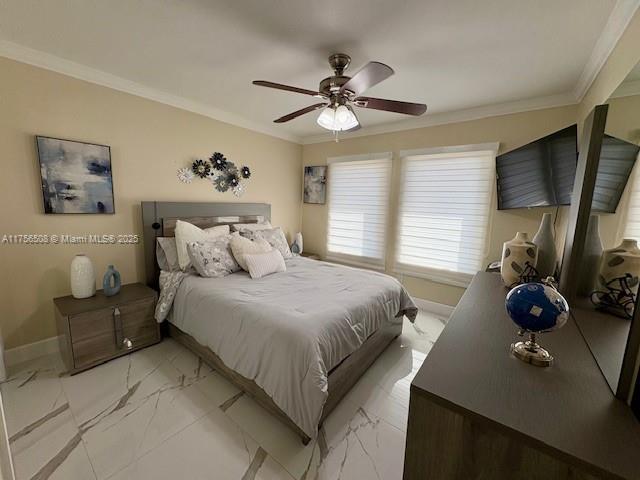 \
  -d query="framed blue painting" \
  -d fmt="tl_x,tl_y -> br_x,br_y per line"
36,136 -> 115,214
